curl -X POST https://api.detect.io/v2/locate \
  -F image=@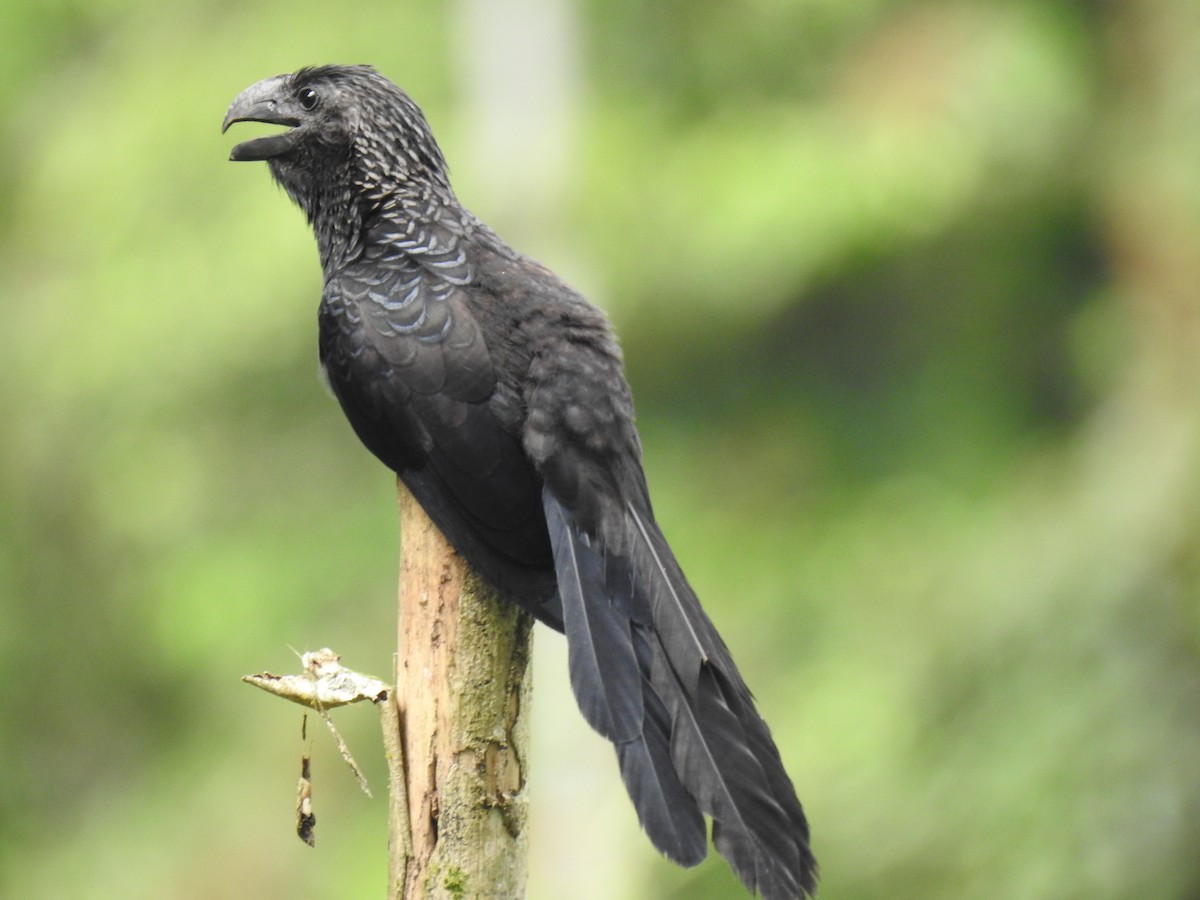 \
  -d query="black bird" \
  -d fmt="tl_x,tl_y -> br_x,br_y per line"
223,65 -> 815,899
